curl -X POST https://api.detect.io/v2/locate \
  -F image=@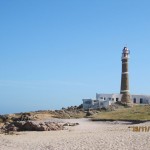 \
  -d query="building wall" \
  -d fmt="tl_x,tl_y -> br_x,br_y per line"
82,99 -> 110,110
82,99 -> 93,110
83,93 -> 150,110
131,95 -> 150,104
96,93 -> 122,102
